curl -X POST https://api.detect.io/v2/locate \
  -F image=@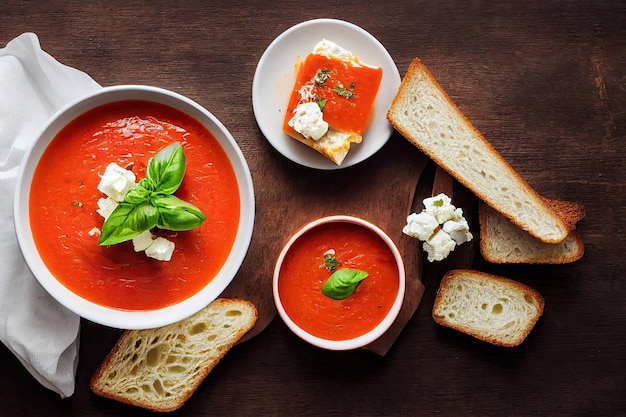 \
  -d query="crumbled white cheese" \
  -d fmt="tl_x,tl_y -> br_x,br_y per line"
88,227 -> 101,237
442,218 -> 473,245
132,230 -> 155,252
423,229 -> 457,262
288,102 -> 329,141
96,197 -> 118,219
313,39 -> 368,67
145,237 -> 175,261
403,193 -> 473,262
403,211 -> 440,241
97,162 -> 136,202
